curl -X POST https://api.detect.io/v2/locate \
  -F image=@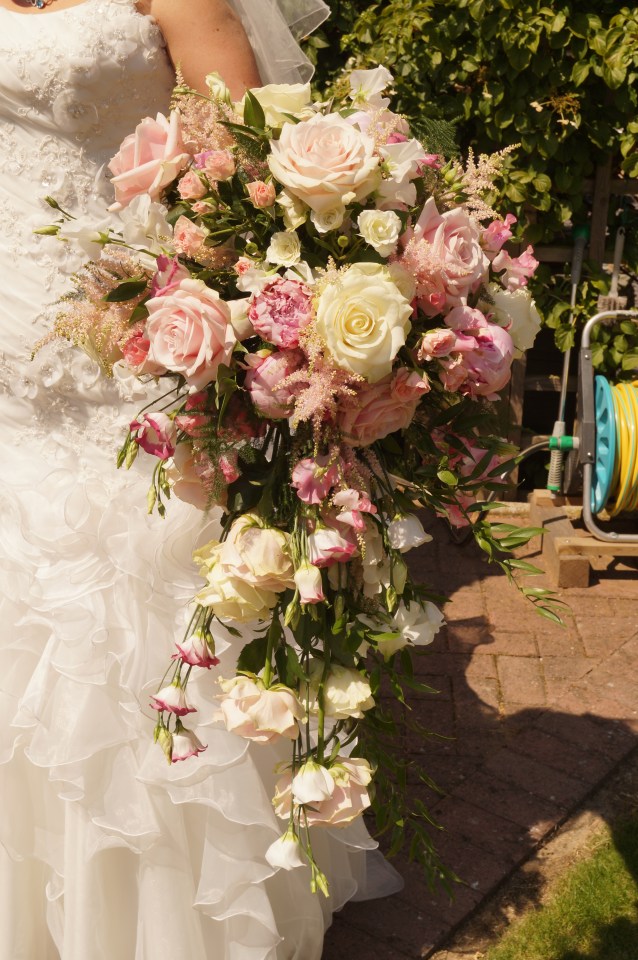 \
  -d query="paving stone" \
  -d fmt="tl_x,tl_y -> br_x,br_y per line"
540,655 -> 594,682
531,709 -> 637,752
575,617 -> 637,658
497,656 -> 546,706
473,630 -> 538,656
509,727 -> 614,783
324,892 -> 448,958
450,769 -> 563,837
446,619 -> 493,654
429,797 -> 530,864
535,631 -> 587,659
484,748 -> 586,808
322,913 -> 417,960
